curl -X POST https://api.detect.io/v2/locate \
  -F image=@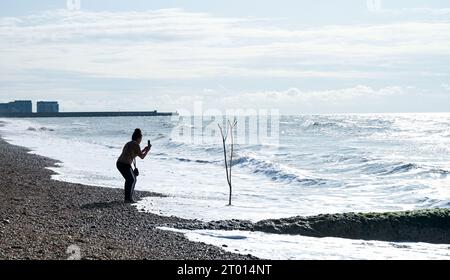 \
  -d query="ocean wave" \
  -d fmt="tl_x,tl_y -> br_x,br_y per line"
161,122 -> 176,128
301,120 -> 347,130
104,145 -> 118,149
295,117 -> 397,136
166,137 -> 224,154
320,154 -> 370,164
391,163 -> 450,177
27,126 -> 55,132
232,155 -> 328,186
379,163 -> 419,175
175,157 -> 219,164
153,133 -> 166,140
361,161 -> 450,177
417,168 -> 450,177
